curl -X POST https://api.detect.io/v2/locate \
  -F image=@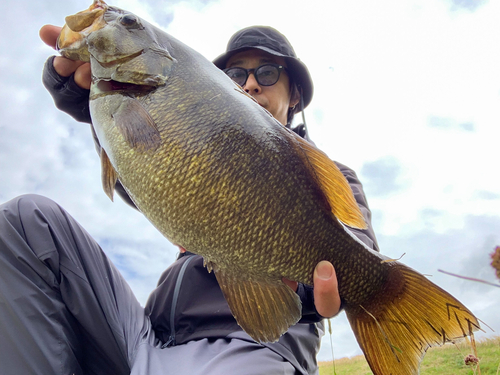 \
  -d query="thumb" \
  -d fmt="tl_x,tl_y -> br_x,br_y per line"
40,25 -> 62,49
313,261 -> 341,318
